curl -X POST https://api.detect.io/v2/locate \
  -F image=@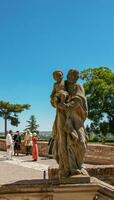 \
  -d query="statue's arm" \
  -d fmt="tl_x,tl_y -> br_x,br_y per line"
65,96 -> 82,109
